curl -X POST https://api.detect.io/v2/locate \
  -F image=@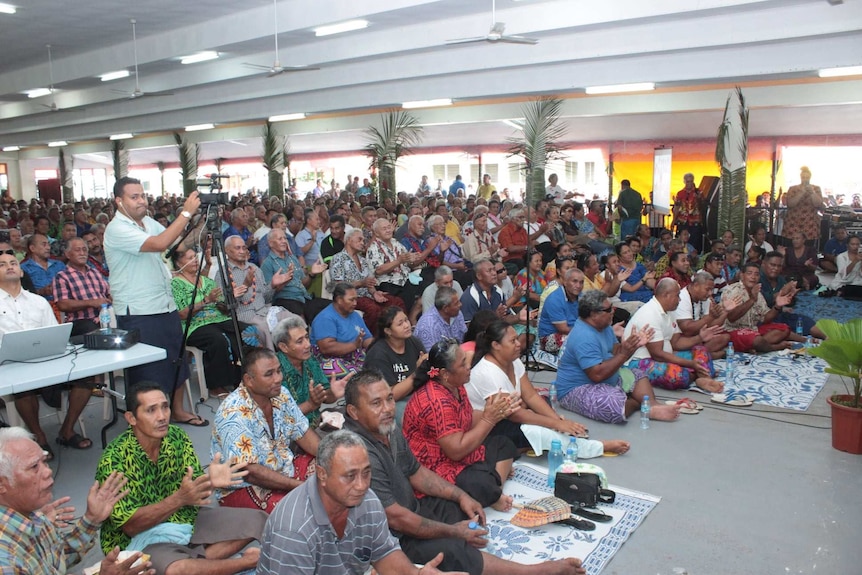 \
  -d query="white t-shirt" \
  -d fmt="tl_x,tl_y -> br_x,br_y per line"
743,240 -> 774,255
526,222 -> 550,244
623,296 -> 680,360
675,286 -> 711,322
546,184 -> 567,205
465,357 -> 526,410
